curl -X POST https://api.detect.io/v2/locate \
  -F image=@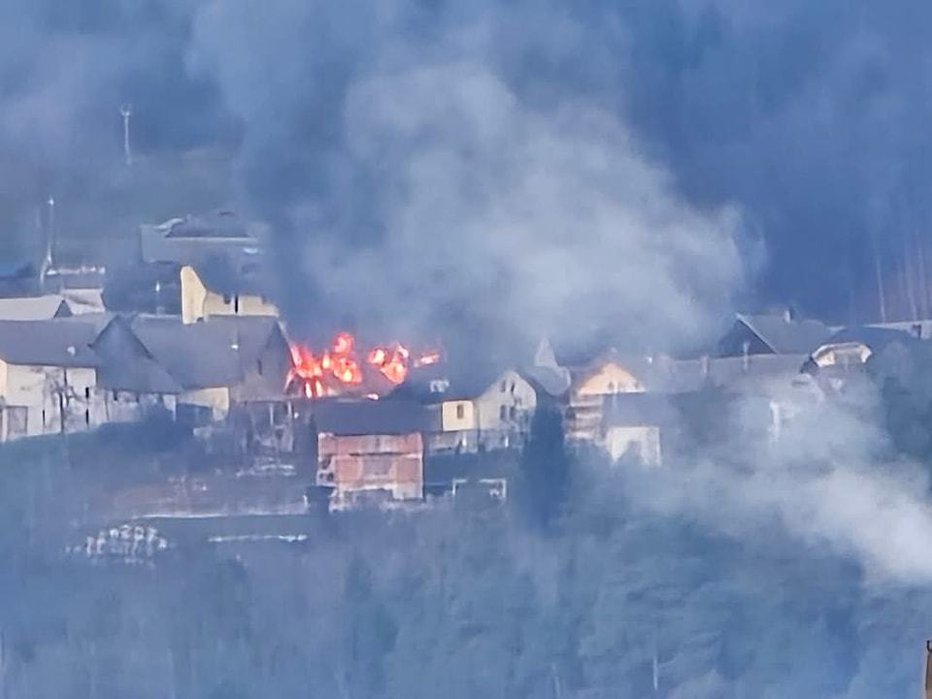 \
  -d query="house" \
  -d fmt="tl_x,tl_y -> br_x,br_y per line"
803,326 -> 916,392
128,316 -> 292,423
180,258 -> 278,324
0,319 -> 104,441
41,264 -> 106,312
310,398 -> 435,510
91,315 -> 292,426
601,393 -> 678,466
717,310 -> 832,357
391,366 -> 538,453
90,316 -> 184,423
564,352 -> 654,442
139,210 -> 265,268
